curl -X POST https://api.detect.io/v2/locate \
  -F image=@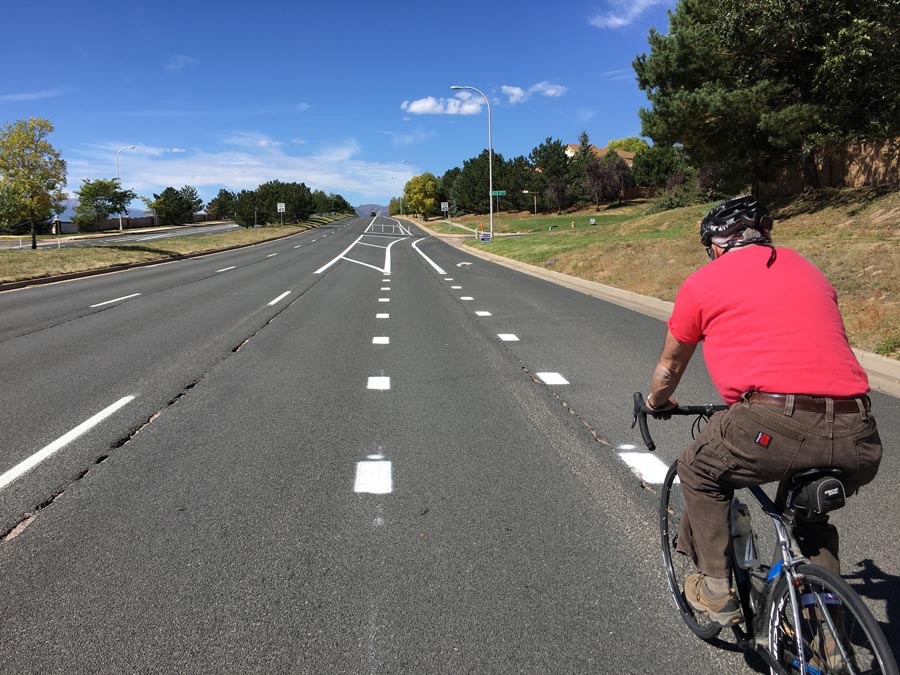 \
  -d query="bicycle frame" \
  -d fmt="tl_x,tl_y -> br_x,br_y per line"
735,485 -> 812,674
